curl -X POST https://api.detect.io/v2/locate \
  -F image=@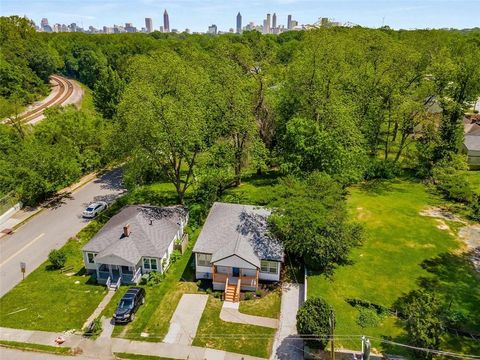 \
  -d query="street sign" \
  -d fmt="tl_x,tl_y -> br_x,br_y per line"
20,262 -> 26,280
